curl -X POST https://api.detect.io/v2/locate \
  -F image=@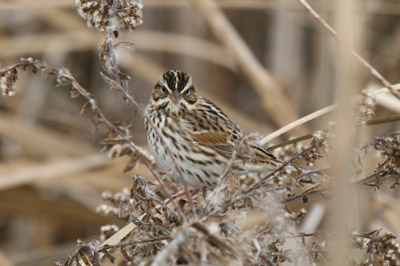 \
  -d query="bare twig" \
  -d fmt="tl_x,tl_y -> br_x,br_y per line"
266,134 -> 314,151
265,114 -> 400,151
260,104 -> 337,145
281,188 -> 329,204
99,236 -> 171,252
